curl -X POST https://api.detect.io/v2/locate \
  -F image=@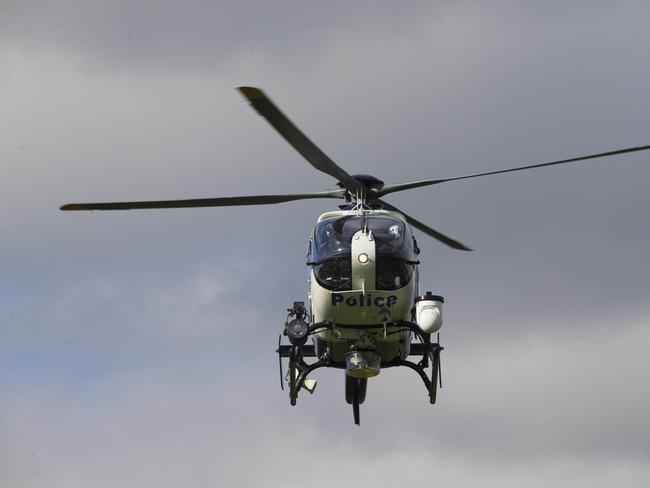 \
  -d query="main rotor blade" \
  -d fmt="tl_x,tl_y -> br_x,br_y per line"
379,145 -> 650,196
378,199 -> 473,251
60,189 -> 345,211
238,86 -> 365,194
